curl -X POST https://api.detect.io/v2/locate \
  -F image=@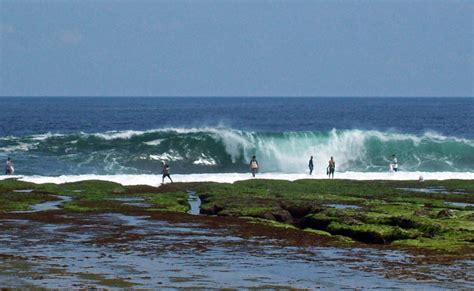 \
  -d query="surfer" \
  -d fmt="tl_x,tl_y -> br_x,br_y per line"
308,156 -> 314,175
5,157 -> 13,175
161,161 -> 173,184
391,154 -> 398,172
327,156 -> 335,179
249,156 -> 259,177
